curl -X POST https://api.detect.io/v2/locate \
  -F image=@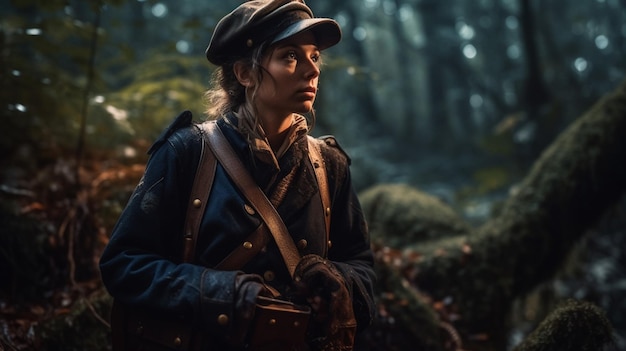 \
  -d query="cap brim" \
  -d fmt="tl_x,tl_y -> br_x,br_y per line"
270,18 -> 342,51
